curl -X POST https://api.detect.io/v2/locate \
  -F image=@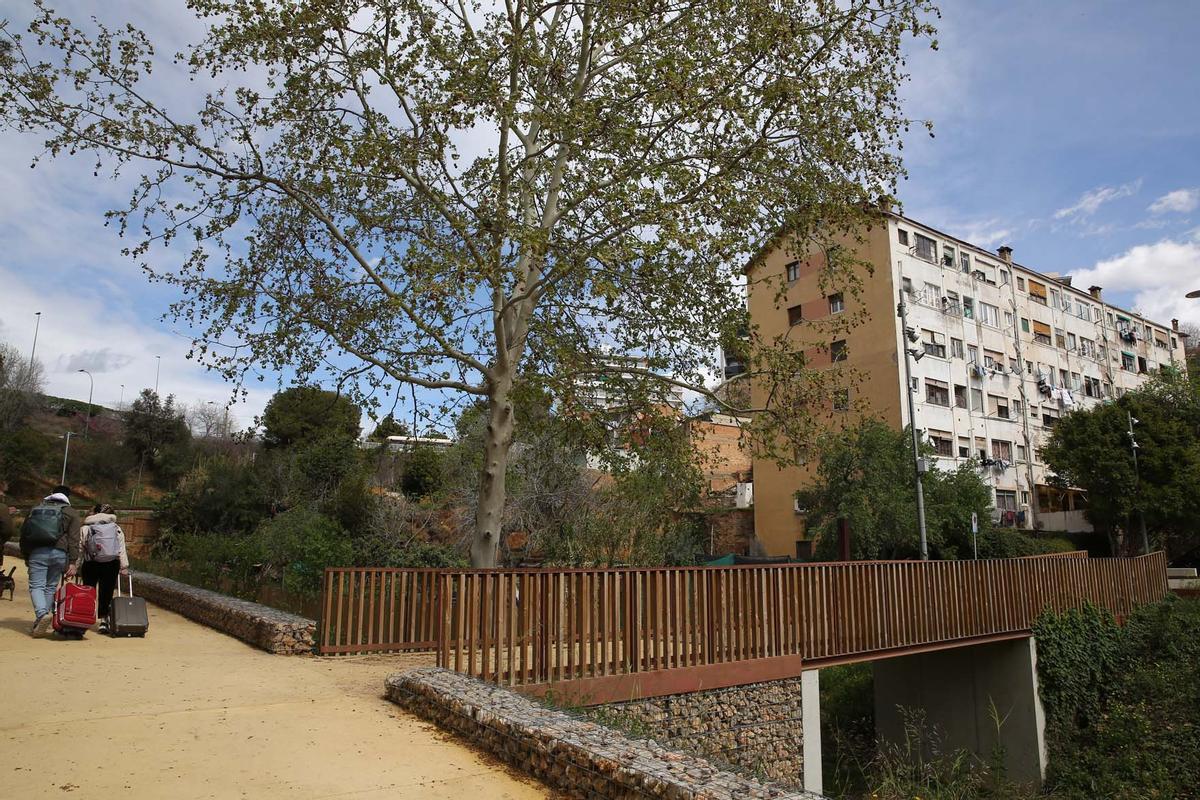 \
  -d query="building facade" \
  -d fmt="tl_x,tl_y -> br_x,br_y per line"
748,212 -> 1188,558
